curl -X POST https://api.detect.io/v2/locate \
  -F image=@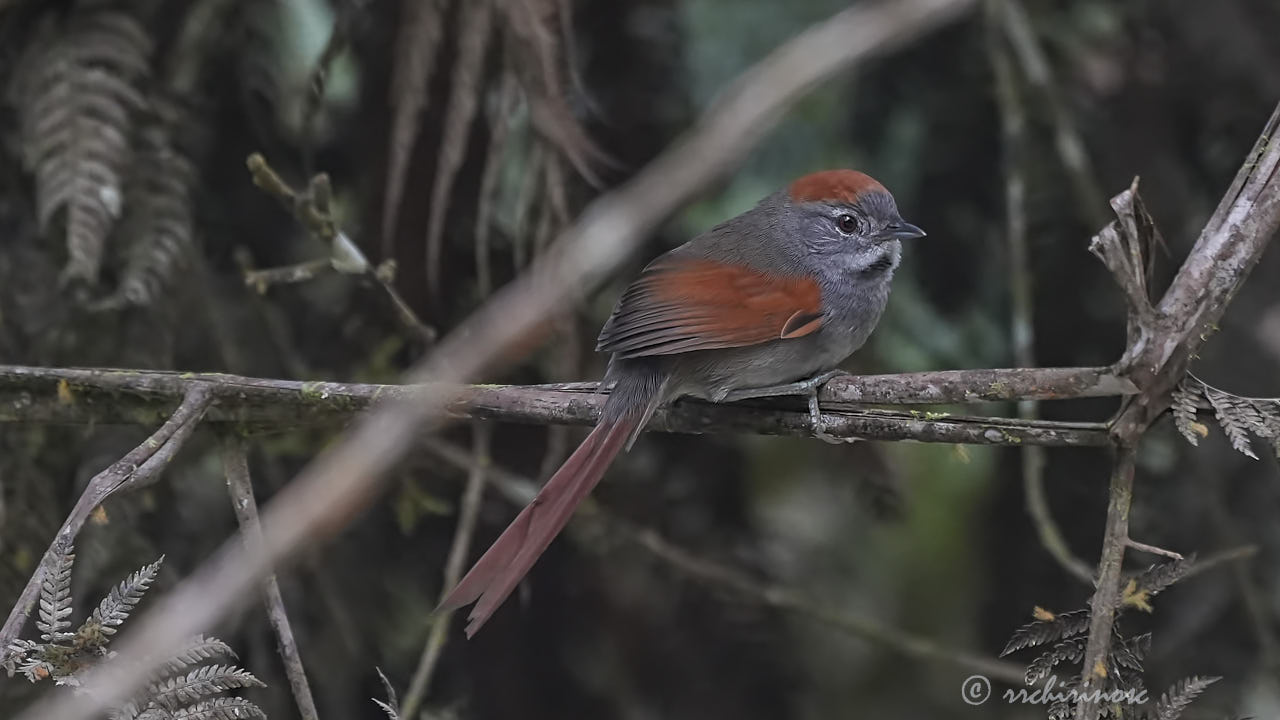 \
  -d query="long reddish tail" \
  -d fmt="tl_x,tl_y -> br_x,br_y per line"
436,411 -> 642,637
